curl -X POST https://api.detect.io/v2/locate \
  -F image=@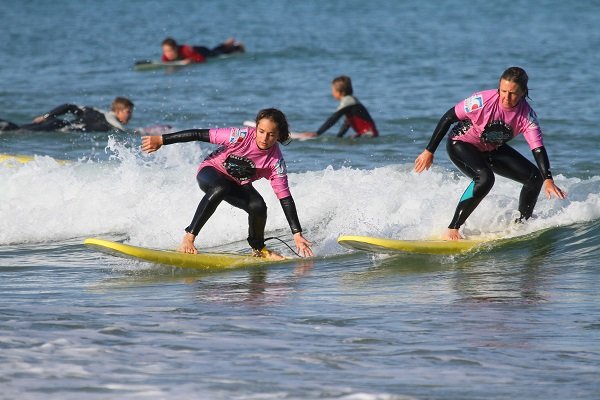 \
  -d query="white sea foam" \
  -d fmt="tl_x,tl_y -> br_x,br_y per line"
1,139 -> 599,254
